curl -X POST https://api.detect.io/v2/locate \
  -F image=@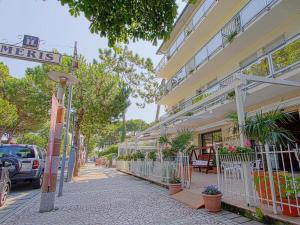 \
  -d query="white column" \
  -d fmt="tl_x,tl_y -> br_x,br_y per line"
234,85 -> 246,147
